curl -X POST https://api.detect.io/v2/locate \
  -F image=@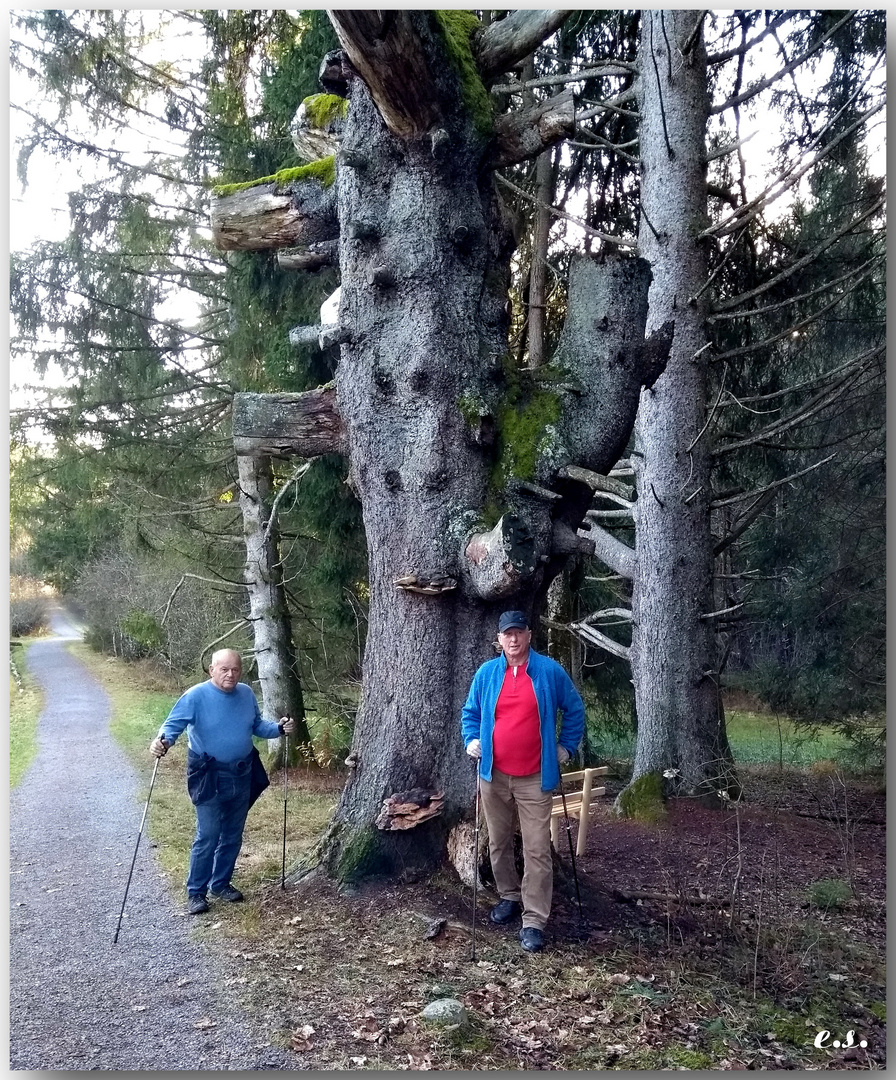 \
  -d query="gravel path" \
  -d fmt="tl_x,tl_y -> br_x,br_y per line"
10,609 -> 294,1071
